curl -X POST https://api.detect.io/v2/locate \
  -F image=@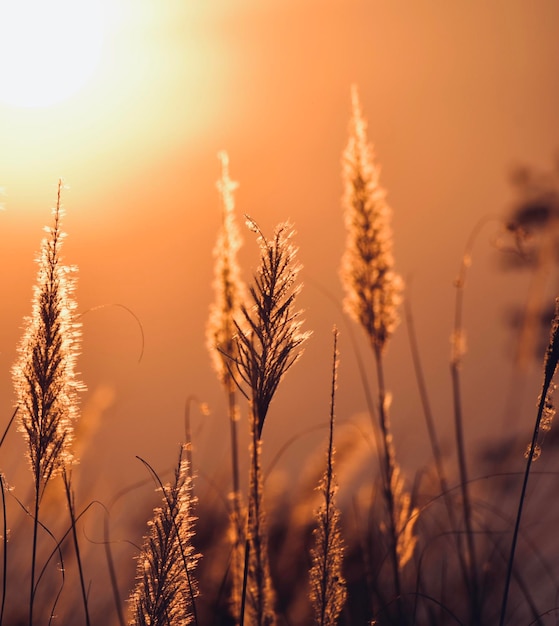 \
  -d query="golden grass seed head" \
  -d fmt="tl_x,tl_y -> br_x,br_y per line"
341,86 -> 403,352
